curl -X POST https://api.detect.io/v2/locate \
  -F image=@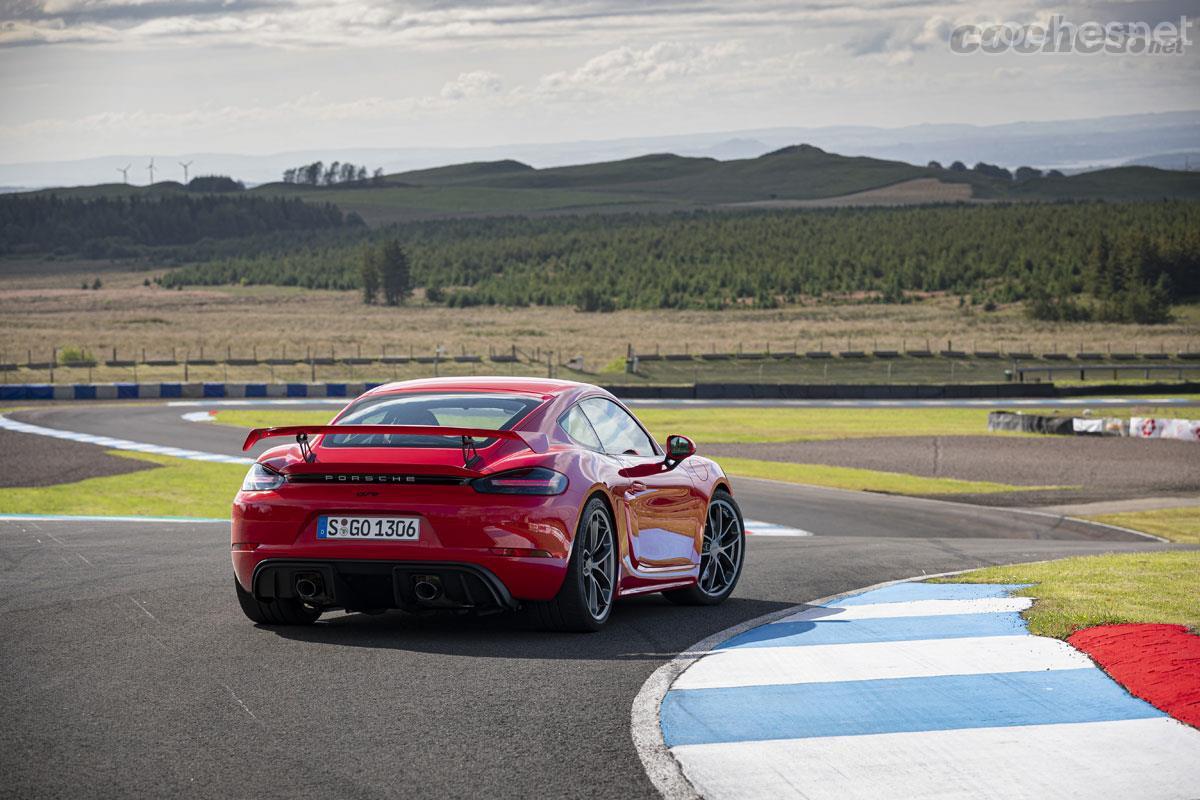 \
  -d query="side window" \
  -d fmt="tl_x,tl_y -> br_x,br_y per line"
580,398 -> 656,457
559,405 -> 603,451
